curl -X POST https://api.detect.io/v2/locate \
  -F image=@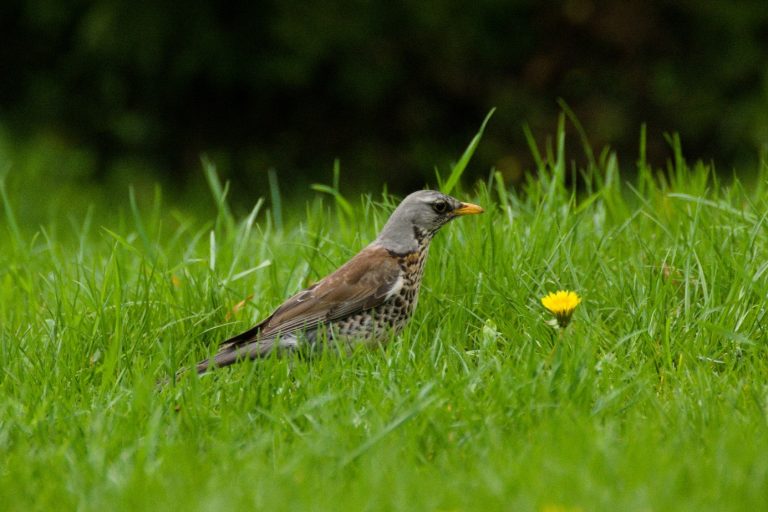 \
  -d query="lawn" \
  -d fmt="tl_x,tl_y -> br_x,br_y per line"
1,123 -> 767,511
